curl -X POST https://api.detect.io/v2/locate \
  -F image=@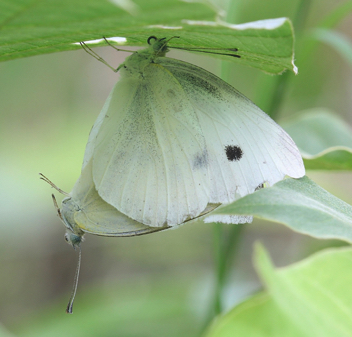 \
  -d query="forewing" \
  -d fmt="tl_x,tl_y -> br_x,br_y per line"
91,64 -> 209,227
82,78 -> 139,170
158,57 -> 305,204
